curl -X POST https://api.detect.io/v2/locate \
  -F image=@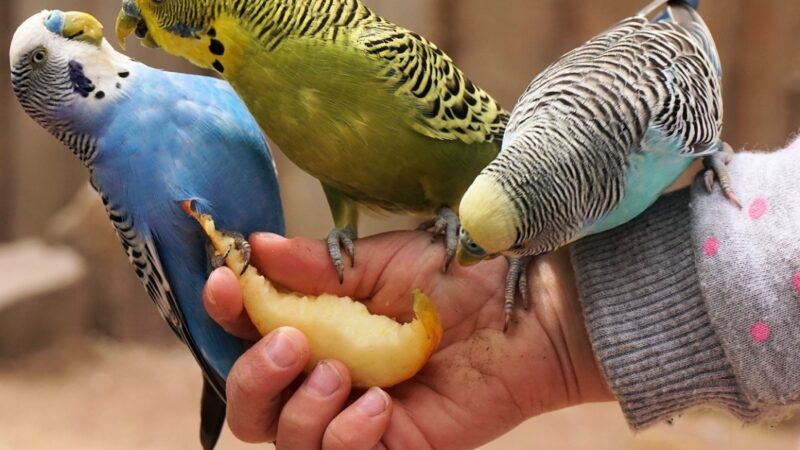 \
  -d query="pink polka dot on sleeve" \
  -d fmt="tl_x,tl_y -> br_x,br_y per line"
793,273 -> 800,295
749,198 -> 768,221
751,322 -> 771,343
703,237 -> 719,257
